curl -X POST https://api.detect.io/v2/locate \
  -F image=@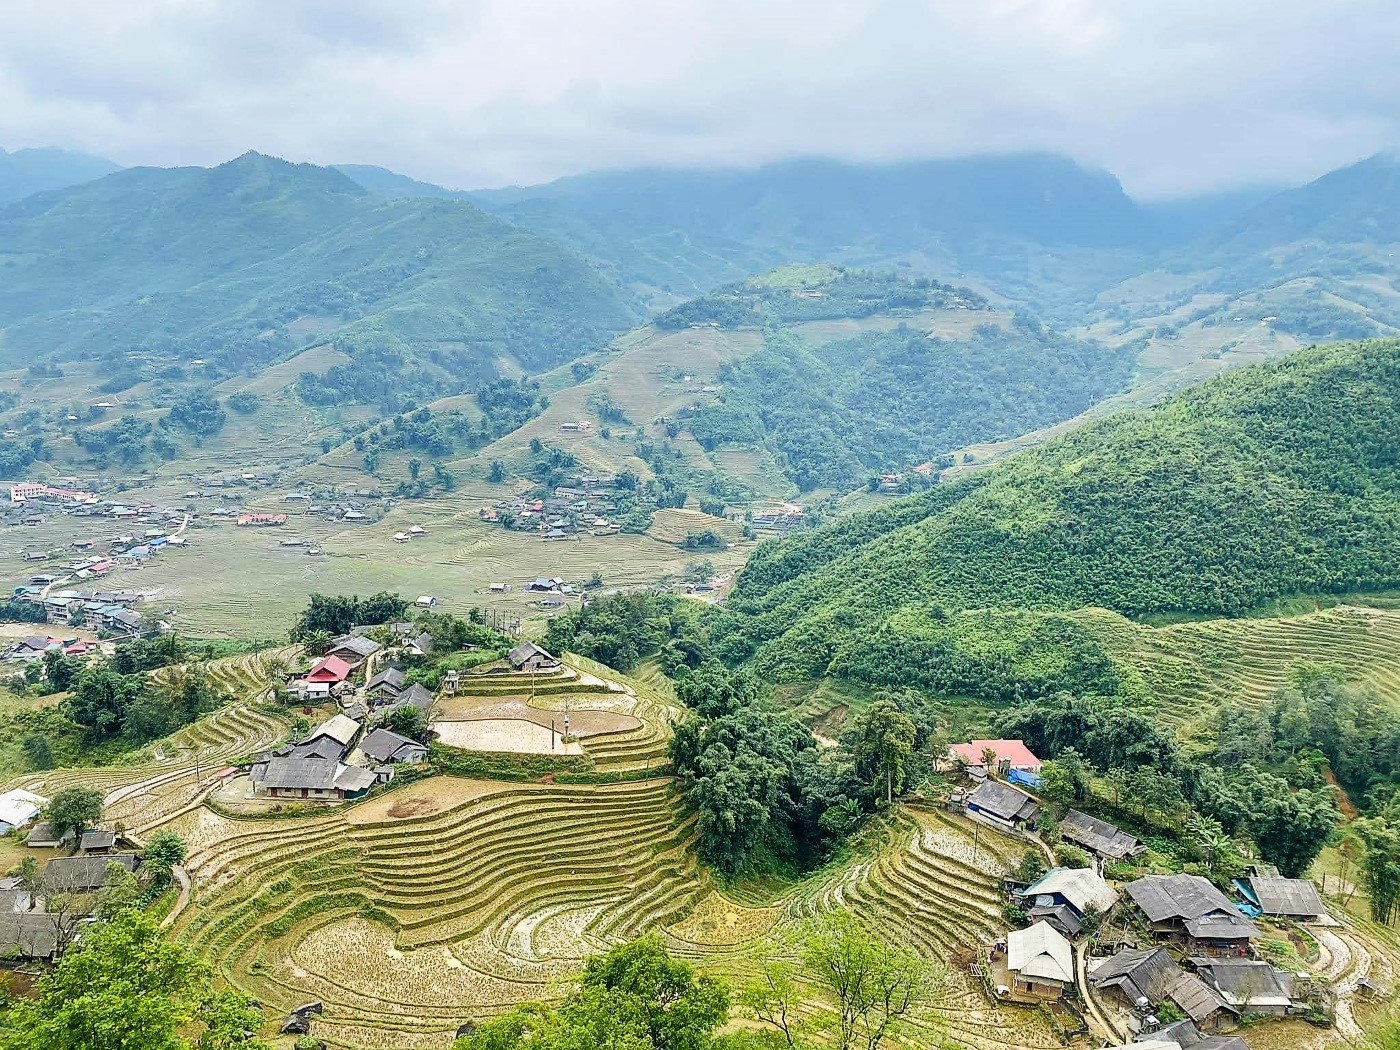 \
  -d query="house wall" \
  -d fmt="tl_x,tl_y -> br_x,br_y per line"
1013,976 -> 1065,1000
